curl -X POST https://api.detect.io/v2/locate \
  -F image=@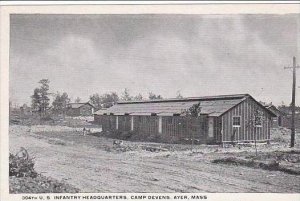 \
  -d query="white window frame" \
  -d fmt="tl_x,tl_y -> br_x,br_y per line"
232,116 -> 241,127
